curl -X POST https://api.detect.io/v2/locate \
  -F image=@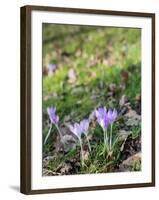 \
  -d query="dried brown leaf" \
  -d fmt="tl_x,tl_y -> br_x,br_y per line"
124,108 -> 141,126
60,162 -> 73,174
61,135 -> 76,152
68,68 -> 77,83
118,129 -> 132,141
119,95 -> 129,107
118,152 -> 141,172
